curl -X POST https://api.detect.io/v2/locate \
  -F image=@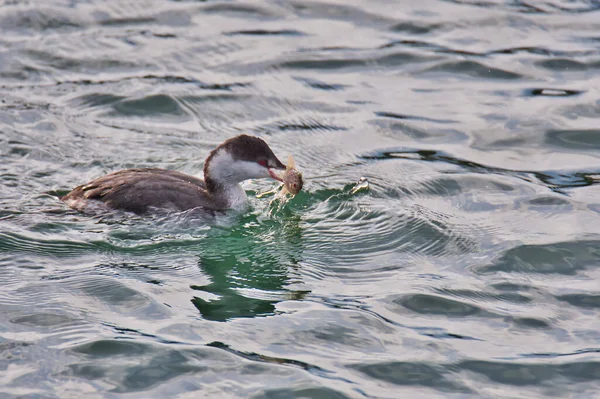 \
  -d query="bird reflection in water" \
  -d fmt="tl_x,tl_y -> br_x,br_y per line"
191,213 -> 308,321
